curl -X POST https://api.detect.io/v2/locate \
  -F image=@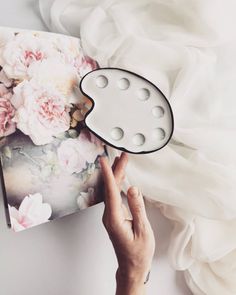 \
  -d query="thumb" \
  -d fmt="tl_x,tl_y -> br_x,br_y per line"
127,186 -> 147,233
